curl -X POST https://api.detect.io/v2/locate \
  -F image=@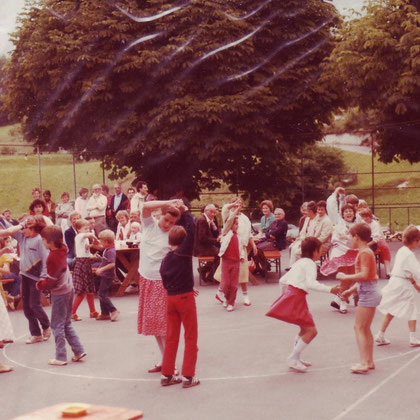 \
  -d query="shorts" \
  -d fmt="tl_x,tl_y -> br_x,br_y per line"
358,281 -> 381,308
